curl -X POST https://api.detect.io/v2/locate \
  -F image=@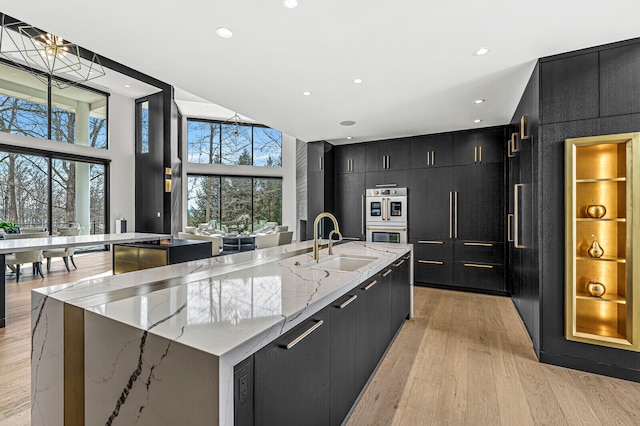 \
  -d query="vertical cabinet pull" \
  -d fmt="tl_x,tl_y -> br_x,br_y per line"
508,137 -> 515,158
426,151 -> 430,166
454,191 -> 458,239
474,146 -> 477,163
432,150 -> 435,166
479,145 -> 483,163
449,191 -> 453,239
319,156 -> 323,171
361,194 -> 364,235
520,115 -> 529,140
283,320 -> 324,350
514,184 -> 524,249
507,213 -> 514,242
511,132 -> 519,153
